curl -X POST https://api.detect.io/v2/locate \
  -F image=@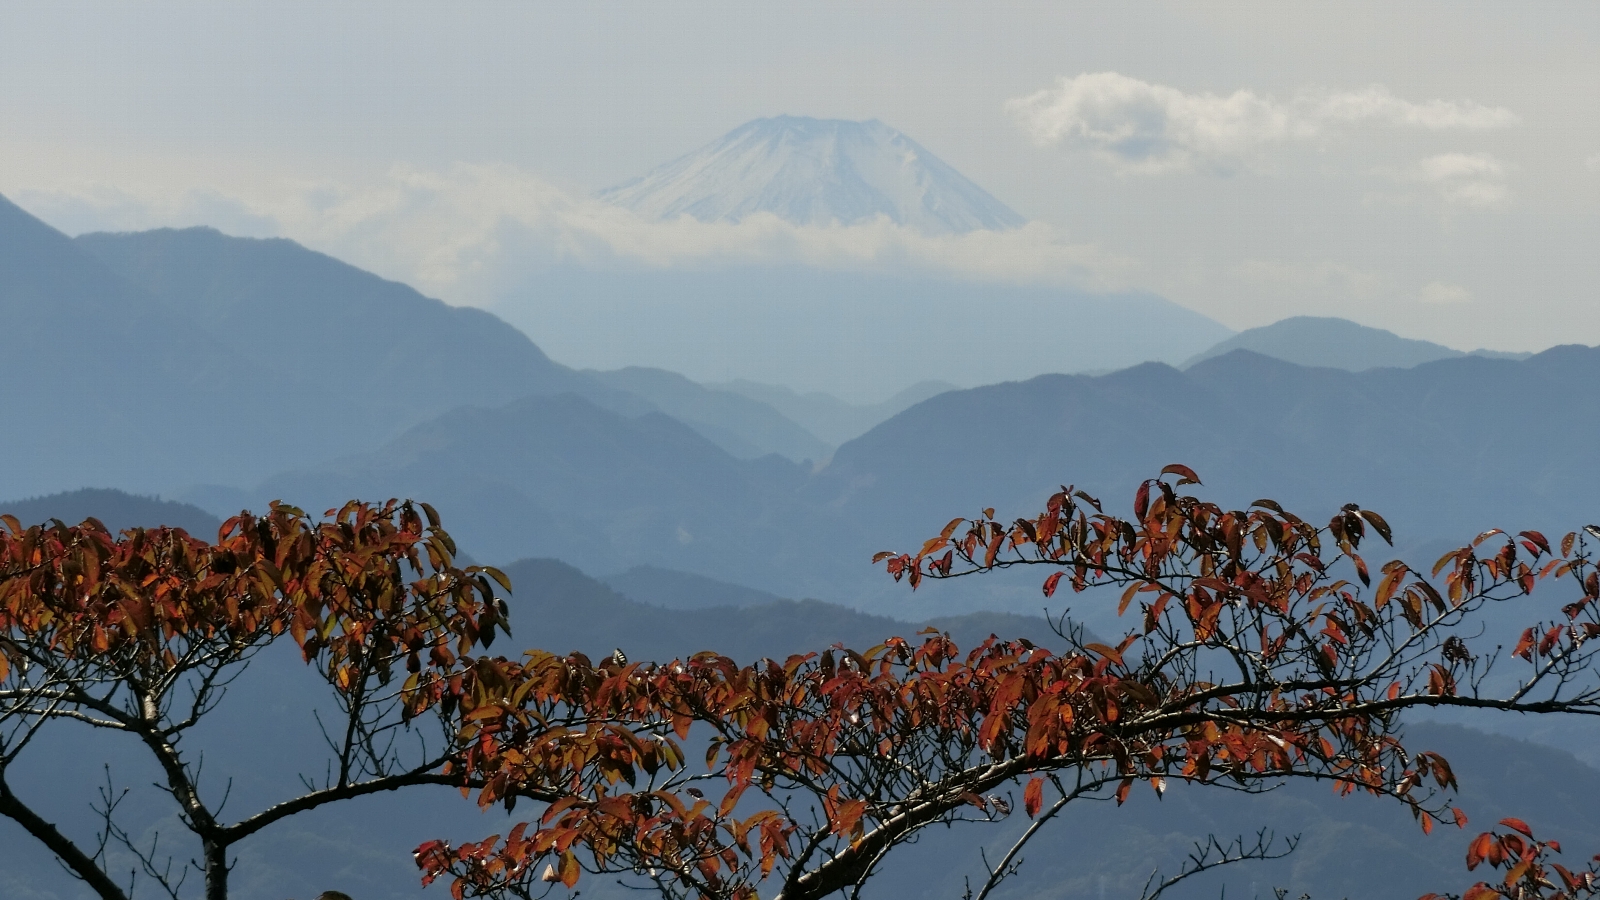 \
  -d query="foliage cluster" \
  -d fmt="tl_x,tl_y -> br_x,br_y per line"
4,469 -> 1600,900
